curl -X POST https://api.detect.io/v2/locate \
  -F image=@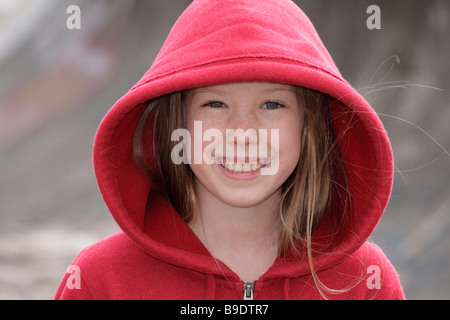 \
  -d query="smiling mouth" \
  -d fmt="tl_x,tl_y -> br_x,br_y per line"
219,161 -> 268,173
